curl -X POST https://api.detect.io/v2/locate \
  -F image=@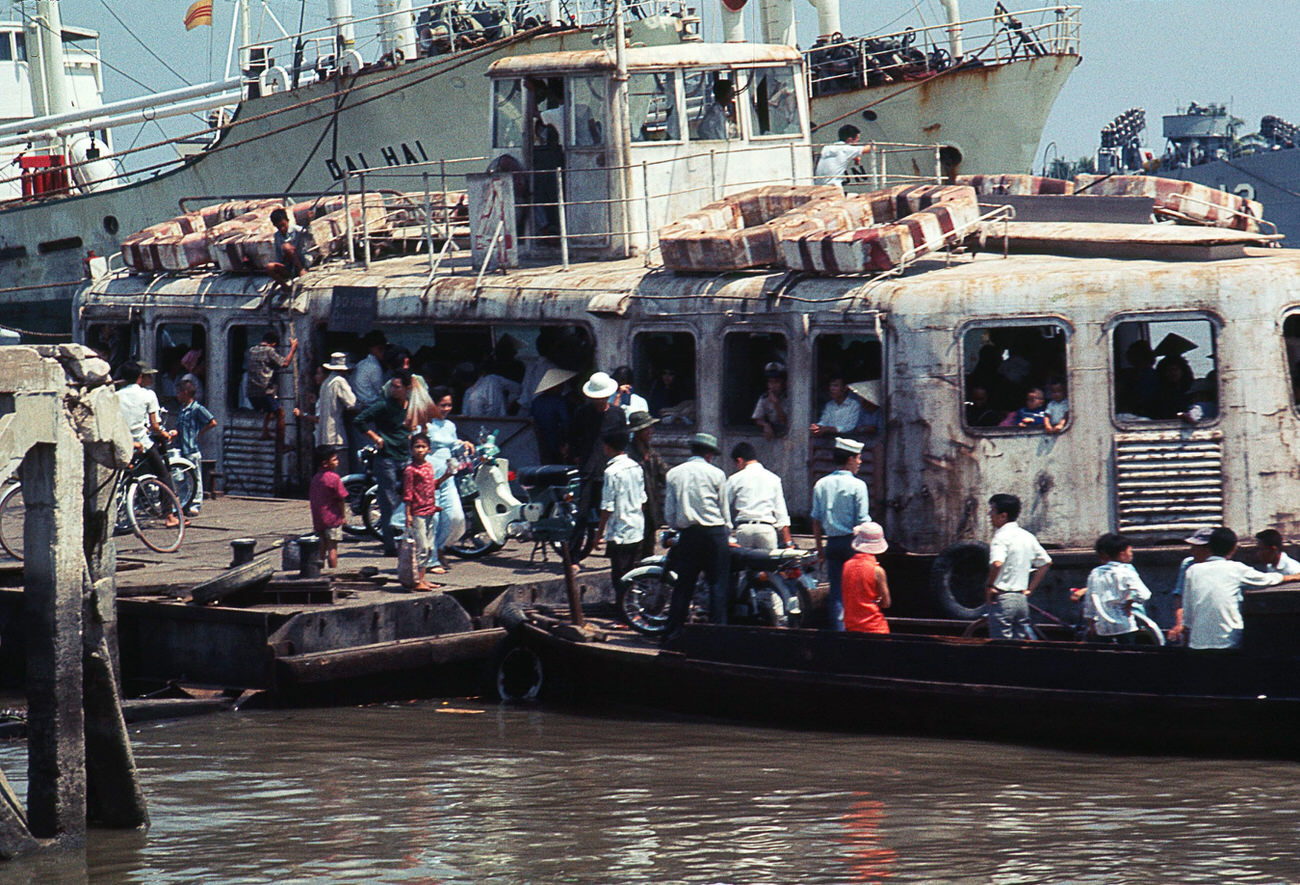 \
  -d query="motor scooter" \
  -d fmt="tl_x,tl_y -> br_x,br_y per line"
617,529 -> 820,635
447,430 -> 587,559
